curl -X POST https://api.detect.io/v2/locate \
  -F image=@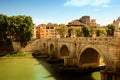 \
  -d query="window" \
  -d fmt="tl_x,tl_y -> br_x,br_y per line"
50,27 -> 54,29
46,27 -> 49,29
51,30 -> 54,32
